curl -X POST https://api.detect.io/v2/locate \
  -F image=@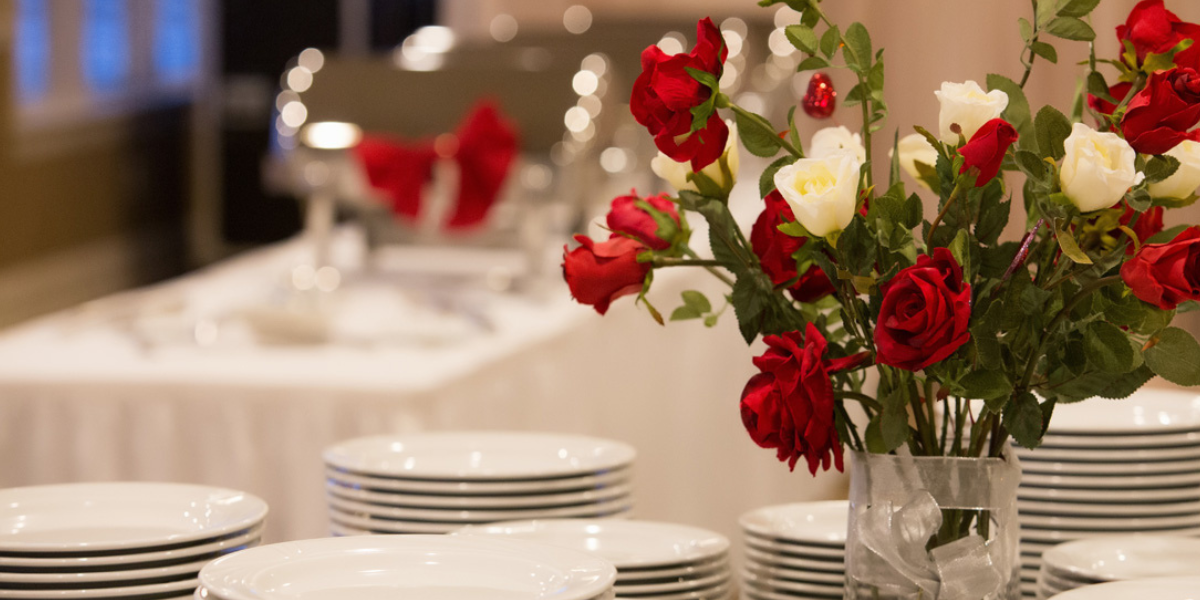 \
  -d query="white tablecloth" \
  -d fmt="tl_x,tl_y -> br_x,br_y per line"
0,214 -> 845,545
